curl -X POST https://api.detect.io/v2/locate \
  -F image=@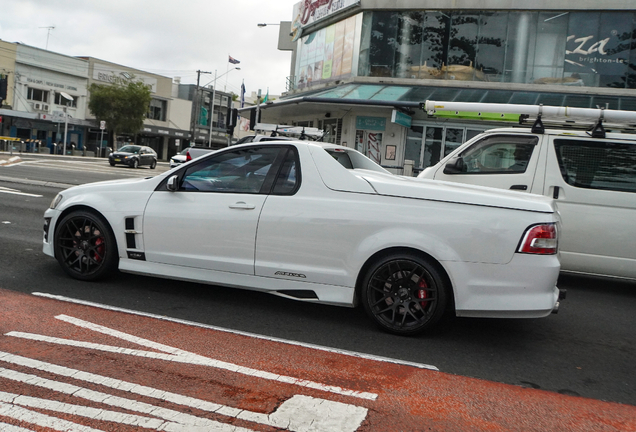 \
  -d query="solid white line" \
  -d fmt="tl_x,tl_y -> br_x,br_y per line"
32,292 -> 439,371
0,401 -> 104,432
